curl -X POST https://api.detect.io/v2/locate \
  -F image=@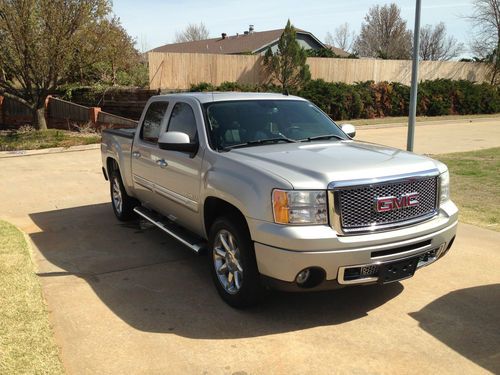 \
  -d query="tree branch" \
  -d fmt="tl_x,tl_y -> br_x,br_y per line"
0,88 -> 34,109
